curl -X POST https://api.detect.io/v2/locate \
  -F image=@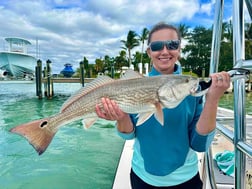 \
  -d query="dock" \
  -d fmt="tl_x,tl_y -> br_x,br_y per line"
42,77 -> 94,83
35,59 -> 94,99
